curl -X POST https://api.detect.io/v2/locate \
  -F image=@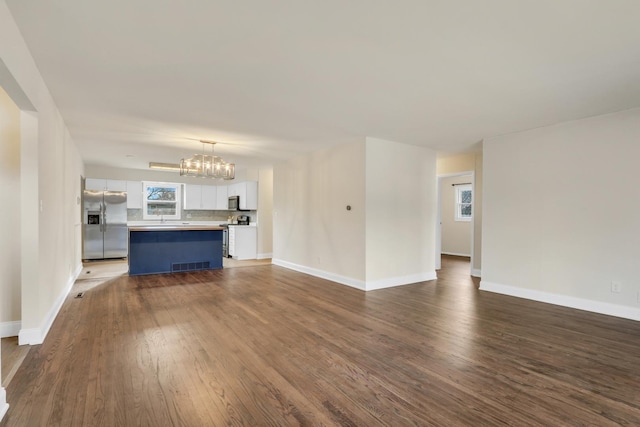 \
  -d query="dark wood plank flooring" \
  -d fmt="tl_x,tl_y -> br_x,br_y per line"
2,255 -> 640,426
1,337 -> 29,388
